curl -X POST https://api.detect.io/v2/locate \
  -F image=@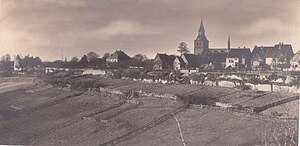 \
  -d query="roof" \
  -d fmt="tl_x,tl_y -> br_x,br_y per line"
252,43 -> 294,59
107,50 -> 131,60
202,52 -> 228,64
252,54 -> 264,62
198,19 -> 205,34
174,56 -> 185,63
208,48 -> 229,53
155,53 -> 176,63
182,54 -> 202,67
89,58 -> 105,63
227,48 -> 252,58
290,50 -> 300,62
